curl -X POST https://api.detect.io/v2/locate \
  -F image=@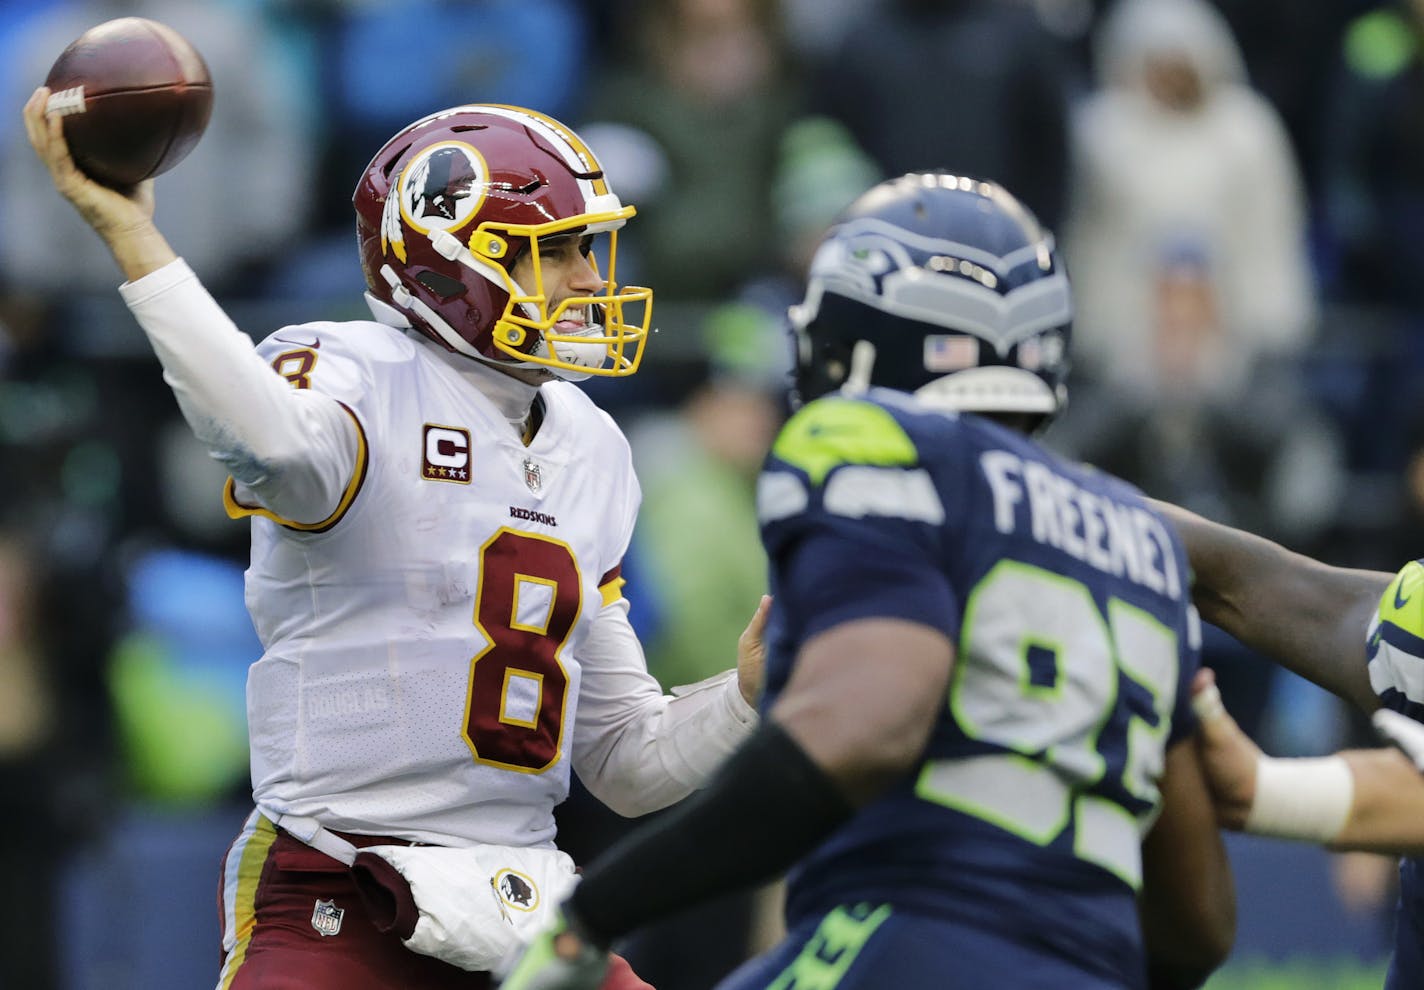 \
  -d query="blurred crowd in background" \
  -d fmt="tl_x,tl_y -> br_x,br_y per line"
2,0 -> 1423,986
